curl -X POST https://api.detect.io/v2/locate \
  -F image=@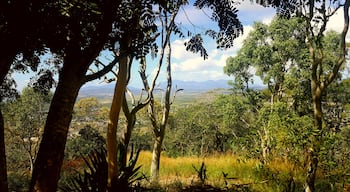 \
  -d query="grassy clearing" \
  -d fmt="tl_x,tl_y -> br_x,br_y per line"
136,151 -> 306,191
